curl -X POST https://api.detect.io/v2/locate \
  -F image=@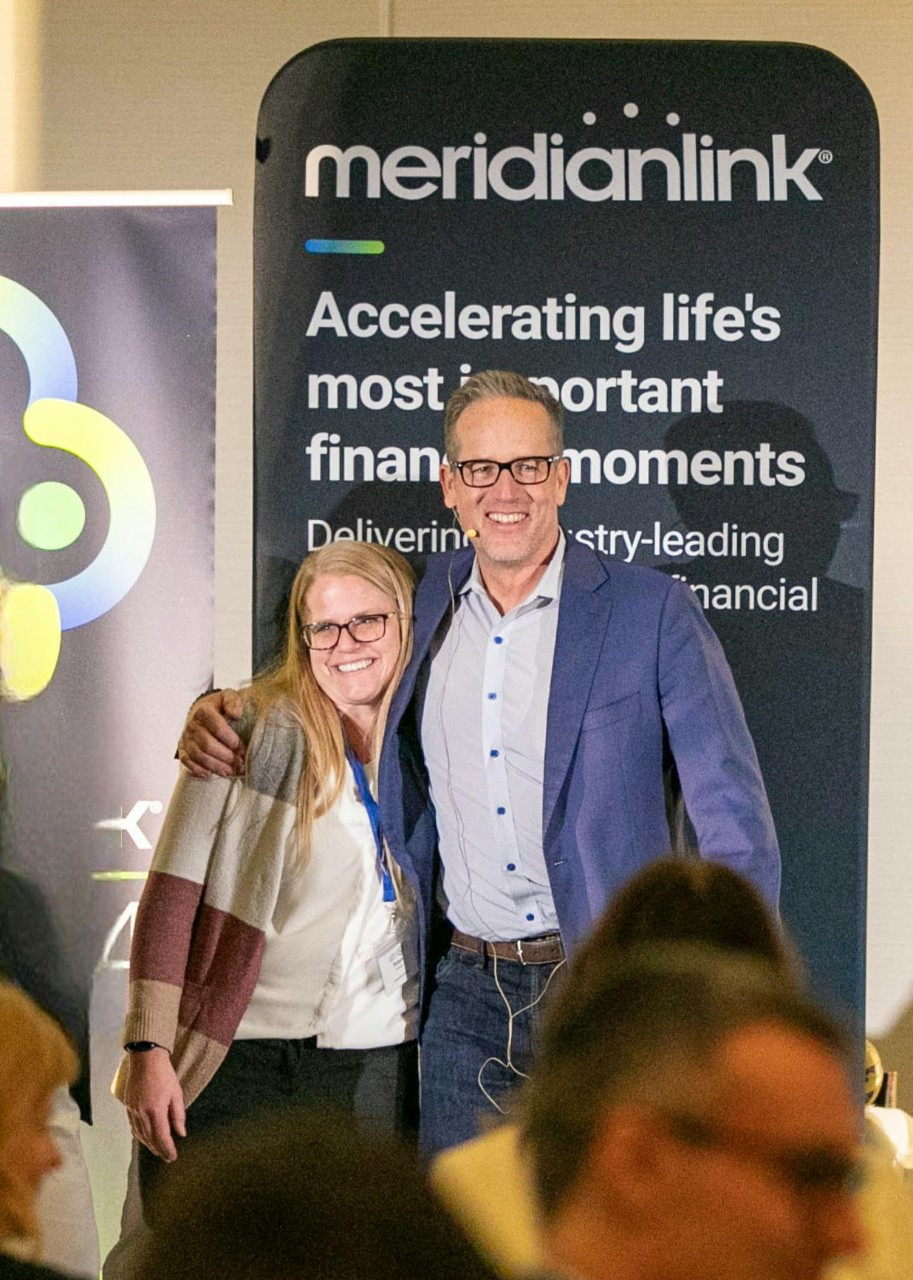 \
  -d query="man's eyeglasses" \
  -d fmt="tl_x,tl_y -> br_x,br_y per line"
301,612 -> 402,650
657,1109 -> 863,1198
450,455 -> 563,488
